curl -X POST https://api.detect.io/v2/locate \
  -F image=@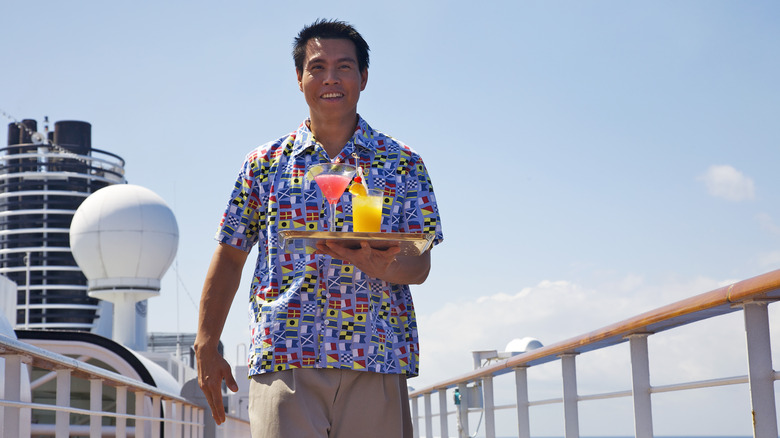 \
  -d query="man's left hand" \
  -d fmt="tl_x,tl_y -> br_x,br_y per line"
314,240 -> 401,280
